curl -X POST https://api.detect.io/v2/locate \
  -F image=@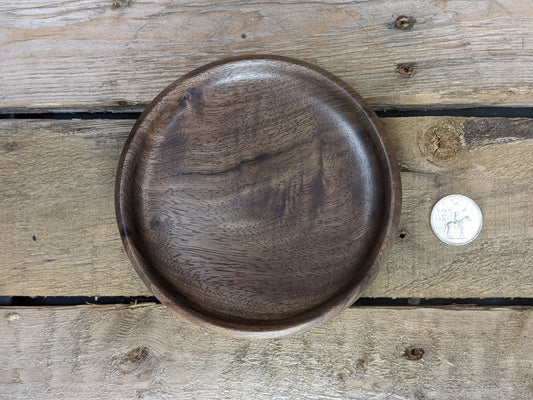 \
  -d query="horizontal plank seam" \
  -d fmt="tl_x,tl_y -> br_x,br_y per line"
2,296 -> 533,307
1,107 -> 533,119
